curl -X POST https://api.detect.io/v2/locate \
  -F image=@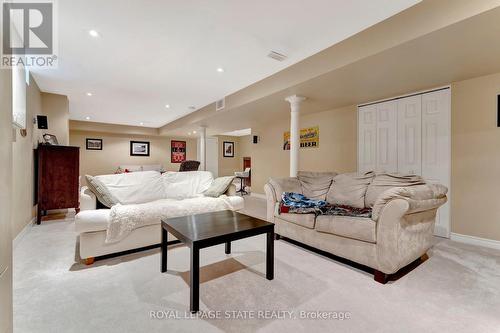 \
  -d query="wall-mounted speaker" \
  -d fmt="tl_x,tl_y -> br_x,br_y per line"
253,135 -> 259,144
37,115 -> 48,129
